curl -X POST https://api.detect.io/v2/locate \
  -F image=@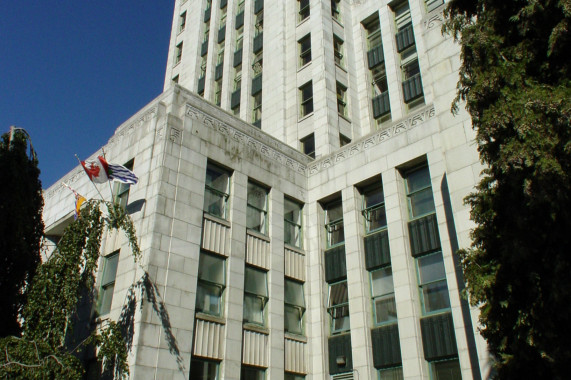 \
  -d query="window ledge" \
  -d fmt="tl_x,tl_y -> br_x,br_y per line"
243,323 -> 269,335
330,330 -> 350,336
203,212 -> 231,228
338,114 -> 351,123
421,309 -> 452,319
297,61 -> 312,73
195,312 -> 226,325
285,332 -> 307,342
173,61 -> 181,68
296,16 -> 310,28
332,17 -> 344,28
408,211 -> 437,223
364,226 -> 388,237
284,244 -> 305,255
325,242 -> 345,252
297,112 -> 314,123
247,228 -> 270,241
335,63 -> 347,73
